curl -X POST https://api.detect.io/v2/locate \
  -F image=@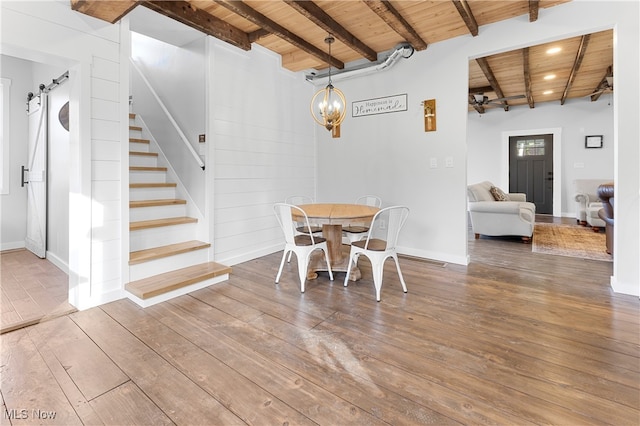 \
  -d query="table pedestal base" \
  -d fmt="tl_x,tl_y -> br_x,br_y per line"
307,244 -> 361,282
